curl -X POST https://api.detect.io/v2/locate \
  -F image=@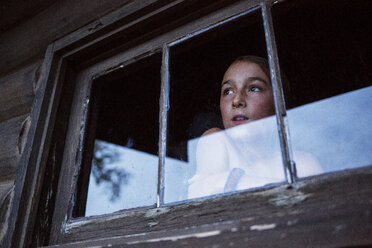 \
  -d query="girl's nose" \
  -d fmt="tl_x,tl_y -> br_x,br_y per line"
232,92 -> 246,108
